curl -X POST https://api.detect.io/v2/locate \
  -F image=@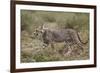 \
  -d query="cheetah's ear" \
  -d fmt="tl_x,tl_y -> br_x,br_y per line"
42,24 -> 48,30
